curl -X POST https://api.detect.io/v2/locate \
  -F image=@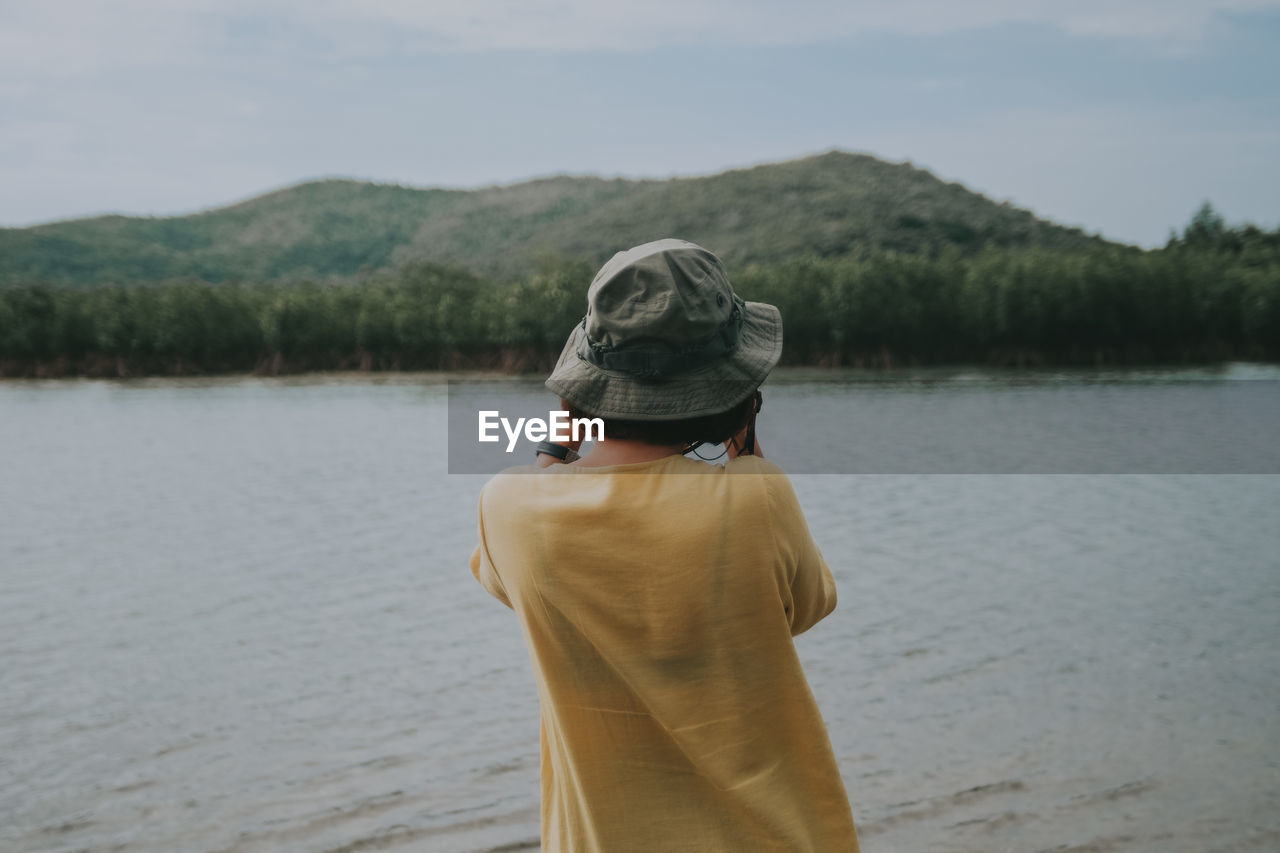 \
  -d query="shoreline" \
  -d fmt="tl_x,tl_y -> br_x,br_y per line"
3,361 -> 1279,387
3,339 -> 1277,383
